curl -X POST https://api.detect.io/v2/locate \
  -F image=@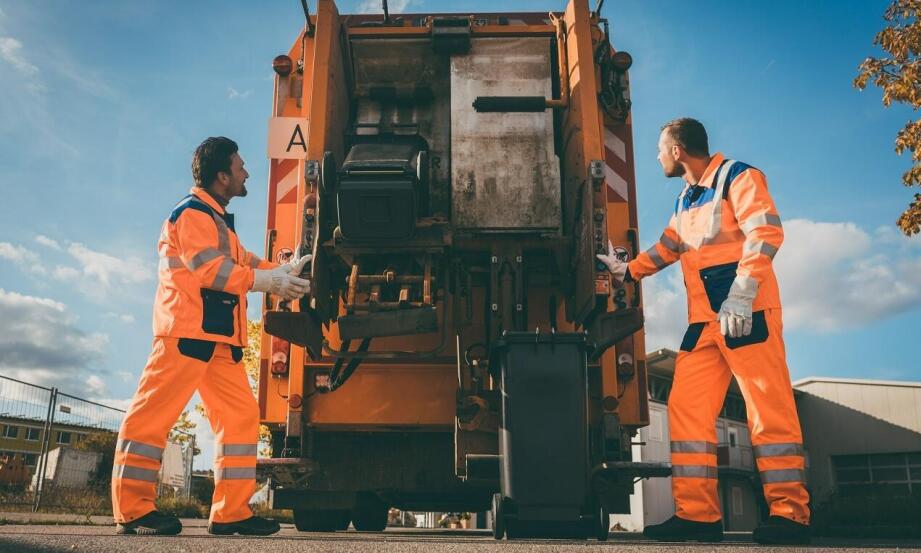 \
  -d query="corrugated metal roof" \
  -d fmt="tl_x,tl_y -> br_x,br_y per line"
794,376 -> 921,389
